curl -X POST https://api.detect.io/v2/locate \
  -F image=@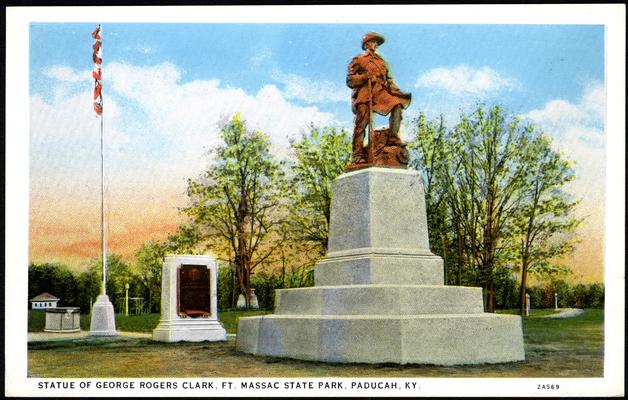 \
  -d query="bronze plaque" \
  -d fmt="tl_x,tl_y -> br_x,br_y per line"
178,265 -> 210,318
